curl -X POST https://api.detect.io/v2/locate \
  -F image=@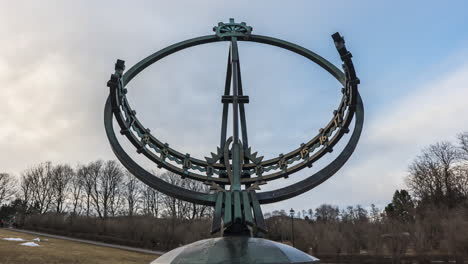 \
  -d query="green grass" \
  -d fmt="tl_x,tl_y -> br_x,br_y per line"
0,229 -> 158,264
